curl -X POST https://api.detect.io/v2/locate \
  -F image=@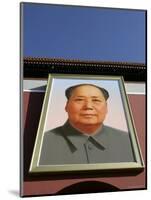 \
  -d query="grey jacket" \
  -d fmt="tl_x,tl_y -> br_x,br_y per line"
39,121 -> 134,165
